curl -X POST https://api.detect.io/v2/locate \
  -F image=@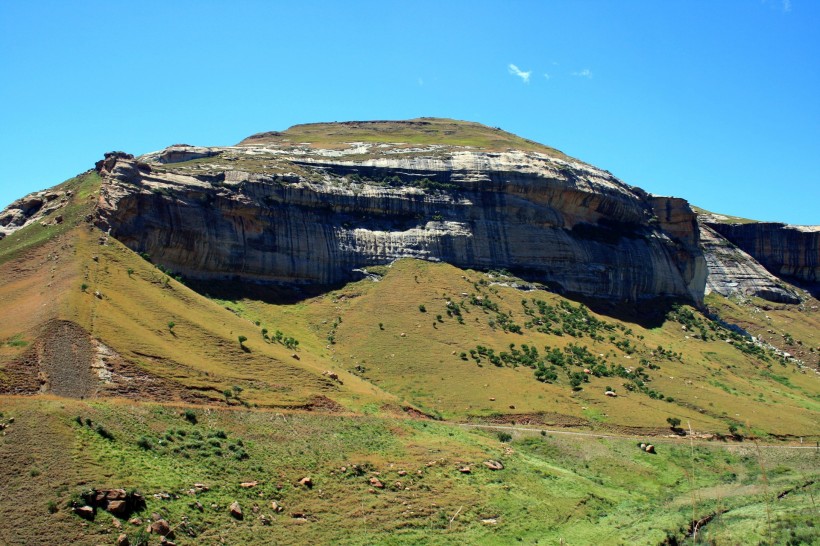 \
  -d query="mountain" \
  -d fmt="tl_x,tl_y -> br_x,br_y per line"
0,119 -> 817,545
